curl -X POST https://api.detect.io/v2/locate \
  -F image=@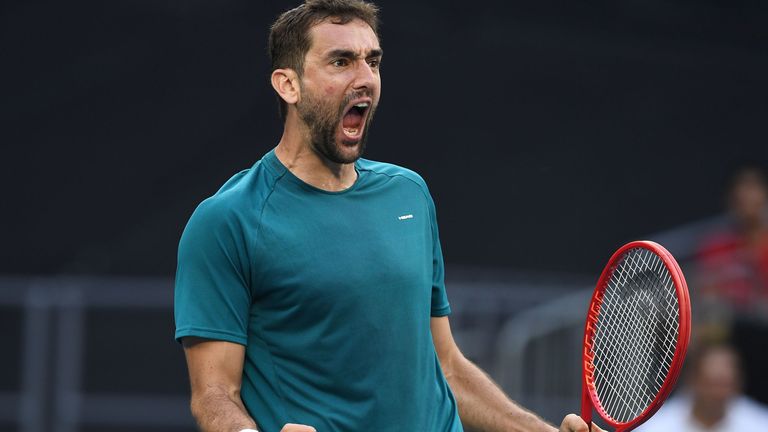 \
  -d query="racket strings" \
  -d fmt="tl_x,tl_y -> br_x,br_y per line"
593,250 -> 678,420
597,254 -> 676,411
590,248 -> 680,424
596,252 -> 677,420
